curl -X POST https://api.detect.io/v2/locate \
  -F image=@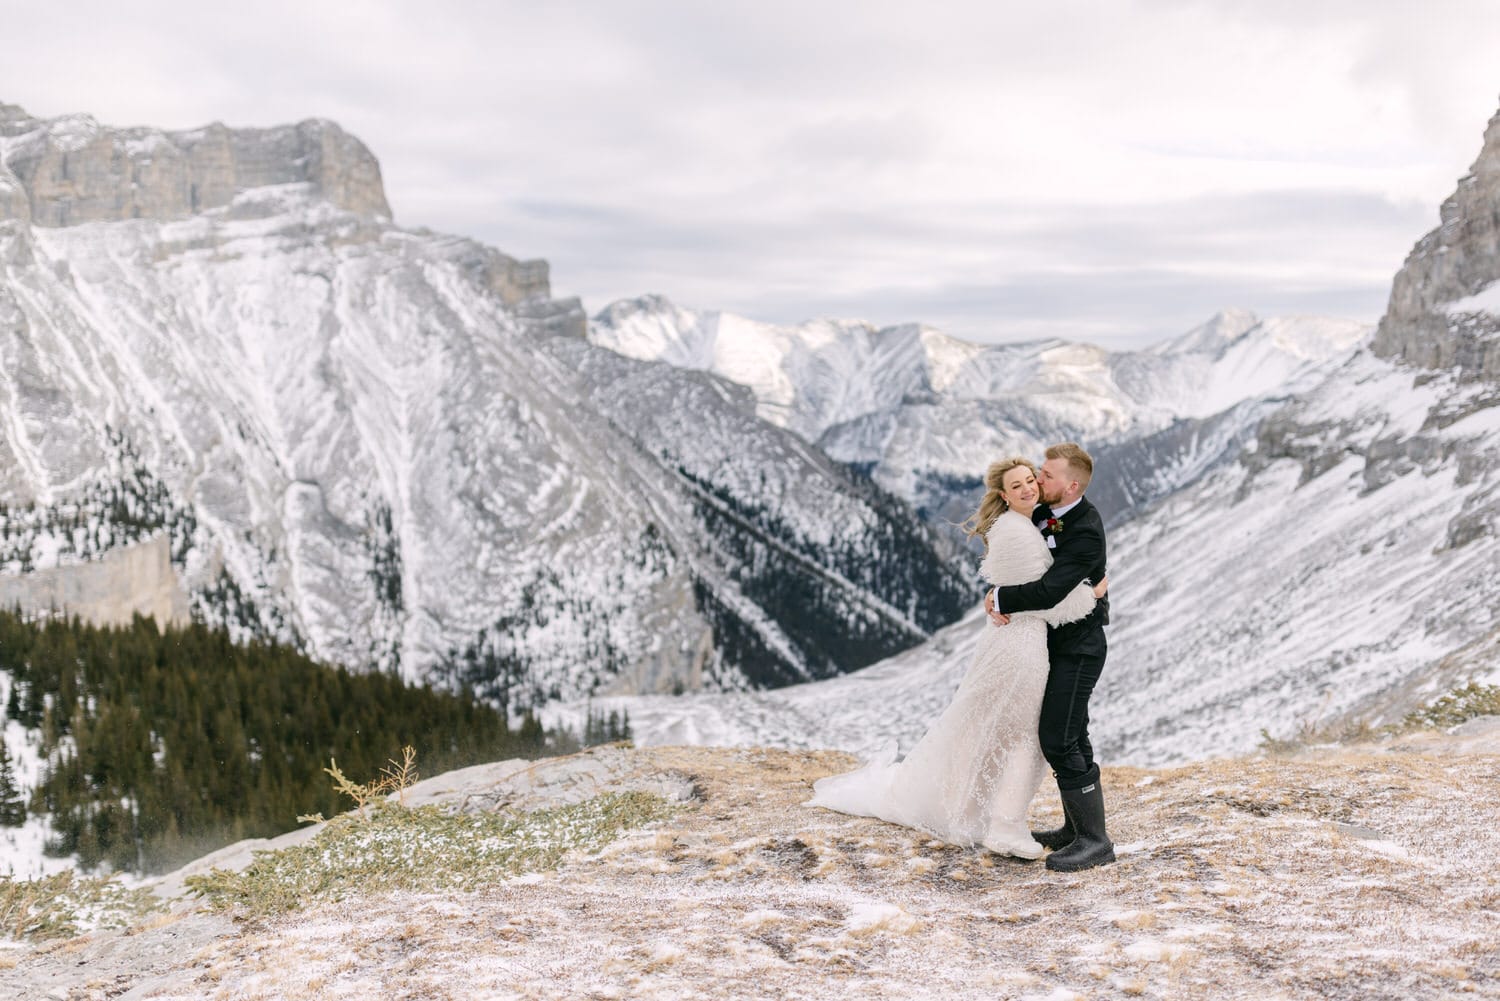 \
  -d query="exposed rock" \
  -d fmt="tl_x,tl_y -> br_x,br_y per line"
1373,103 -> 1500,383
0,533 -> 190,628
0,102 -> 966,701
0,156 -> 28,224
433,234 -> 554,306
1361,431 -> 1448,492
1243,412 -> 1359,485
0,103 -> 392,225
